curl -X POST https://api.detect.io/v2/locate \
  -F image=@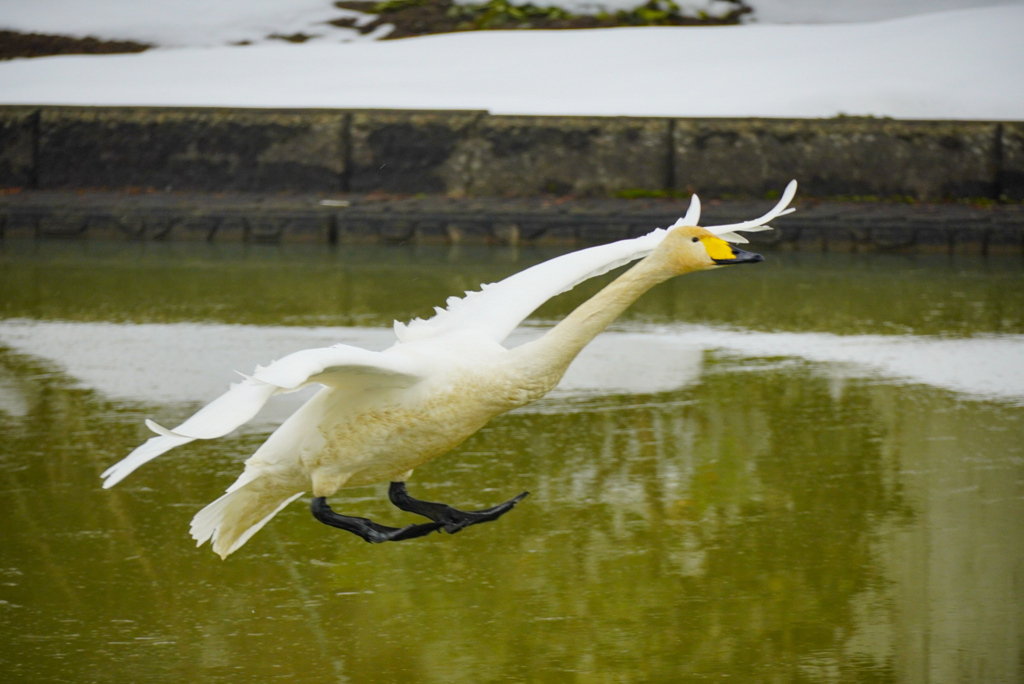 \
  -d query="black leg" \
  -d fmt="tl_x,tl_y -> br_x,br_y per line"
388,482 -> 529,534
310,497 -> 444,543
